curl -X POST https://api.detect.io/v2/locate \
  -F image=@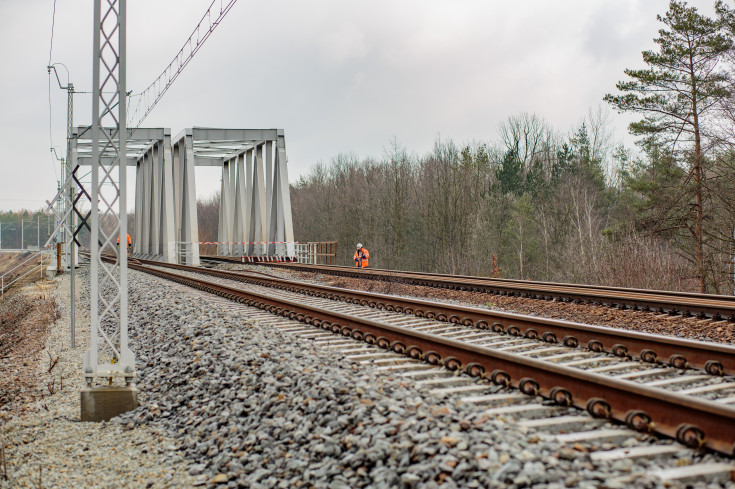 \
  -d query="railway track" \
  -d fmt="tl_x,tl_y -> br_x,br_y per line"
201,256 -> 735,321
200,298 -> 735,485
142,258 -> 735,377
128,259 -> 735,460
